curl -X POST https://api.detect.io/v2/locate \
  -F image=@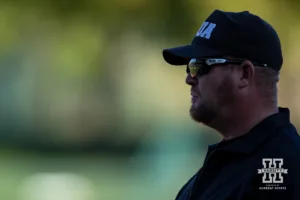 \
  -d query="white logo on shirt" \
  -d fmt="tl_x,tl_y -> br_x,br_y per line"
258,158 -> 288,191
